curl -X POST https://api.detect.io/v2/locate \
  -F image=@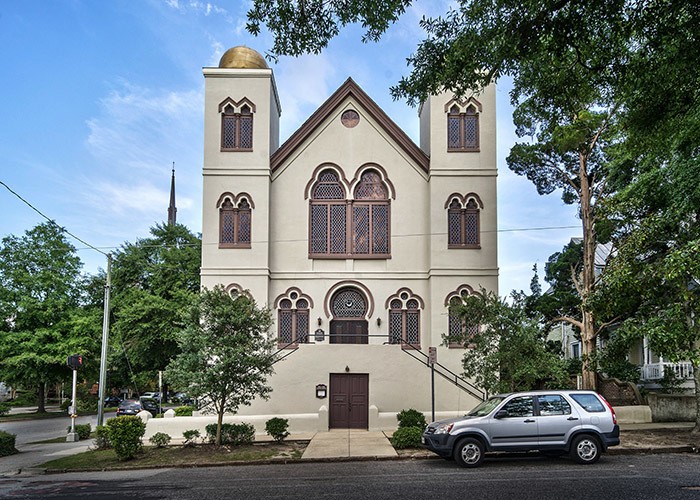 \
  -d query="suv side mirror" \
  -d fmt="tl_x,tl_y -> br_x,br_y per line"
494,409 -> 508,419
